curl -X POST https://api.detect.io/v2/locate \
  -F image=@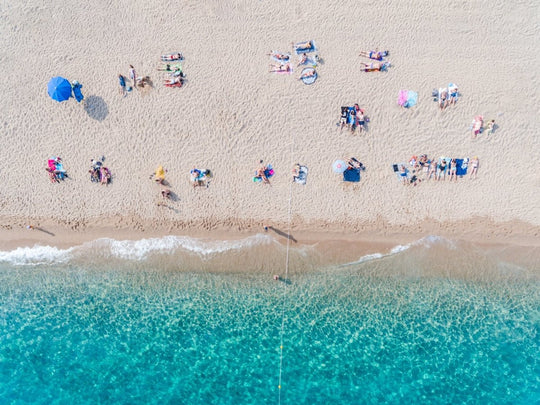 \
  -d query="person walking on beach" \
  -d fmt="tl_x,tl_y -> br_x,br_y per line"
129,65 -> 136,89
118,74 -> 127,97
